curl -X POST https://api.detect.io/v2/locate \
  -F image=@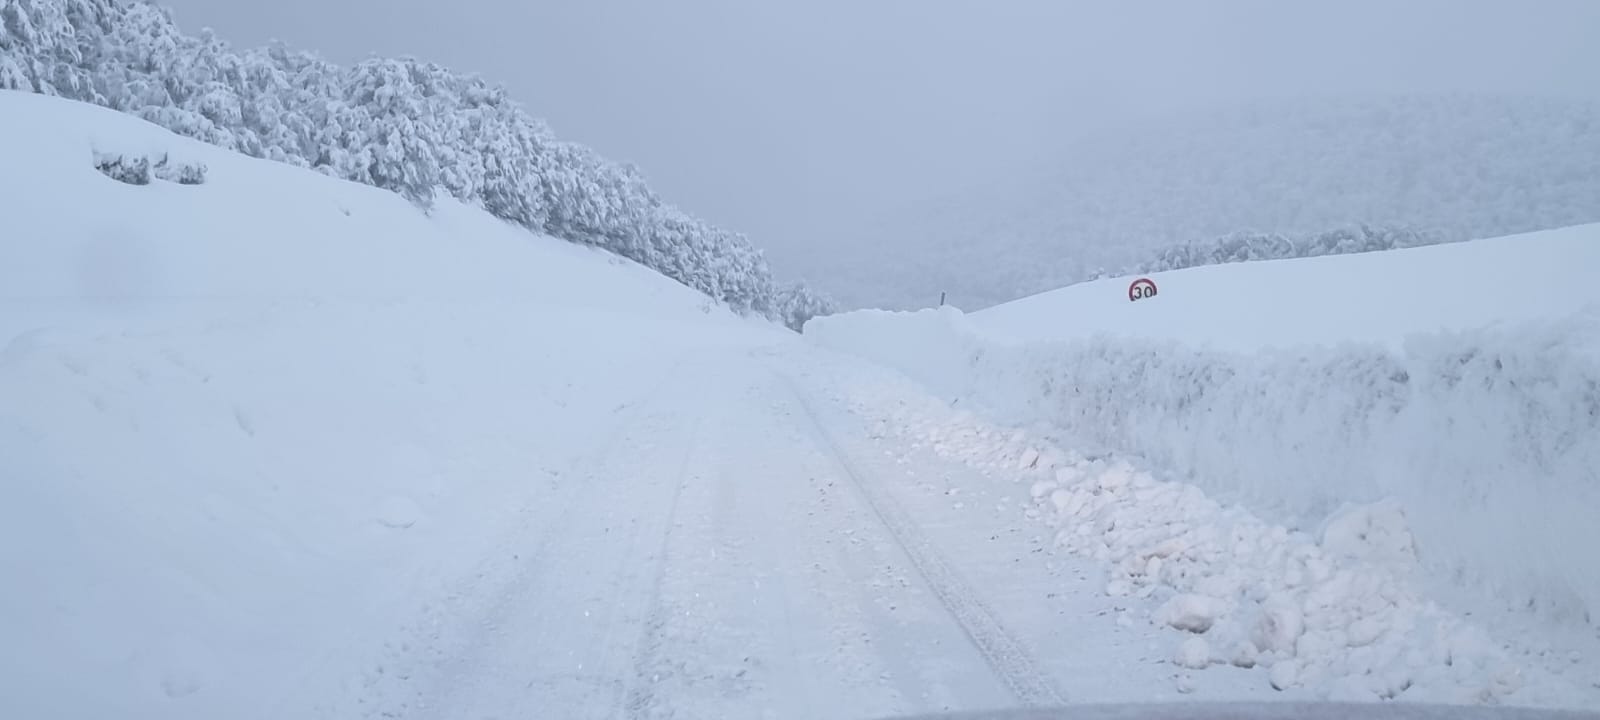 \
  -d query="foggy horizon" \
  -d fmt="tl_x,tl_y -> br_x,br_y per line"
156,0 -> 1600,280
